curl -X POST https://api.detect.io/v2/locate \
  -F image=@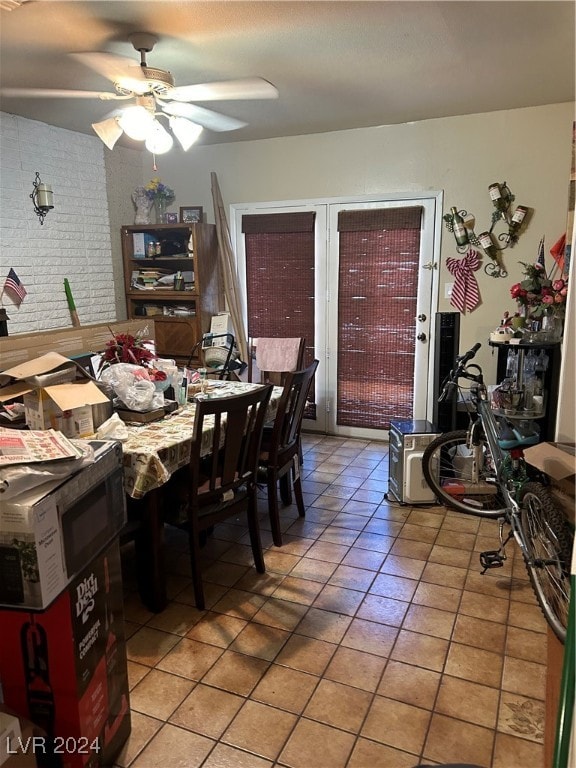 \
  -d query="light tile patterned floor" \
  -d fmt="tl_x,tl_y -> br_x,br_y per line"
116,434 -> 548,768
